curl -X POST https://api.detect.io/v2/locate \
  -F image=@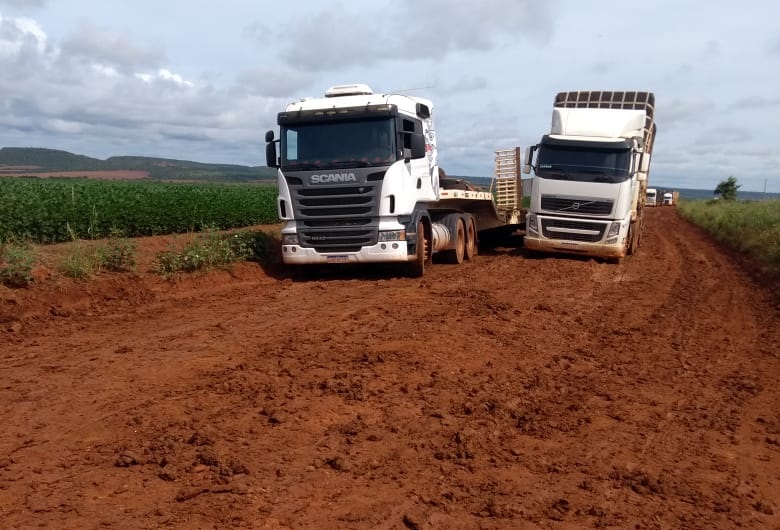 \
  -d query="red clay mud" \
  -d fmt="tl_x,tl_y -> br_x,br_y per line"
1,207 -> 778,529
